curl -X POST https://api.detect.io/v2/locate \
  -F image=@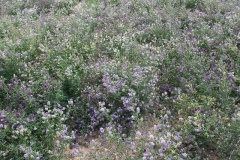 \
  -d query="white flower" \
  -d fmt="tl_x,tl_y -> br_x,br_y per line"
136,107 -> 140,113
149,134 -> 154,139
182,153 -> 188,158
100,107 -> 105,112
98,101 -> 105,107
100,128 -> 104,133
68,99 -> 73,105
